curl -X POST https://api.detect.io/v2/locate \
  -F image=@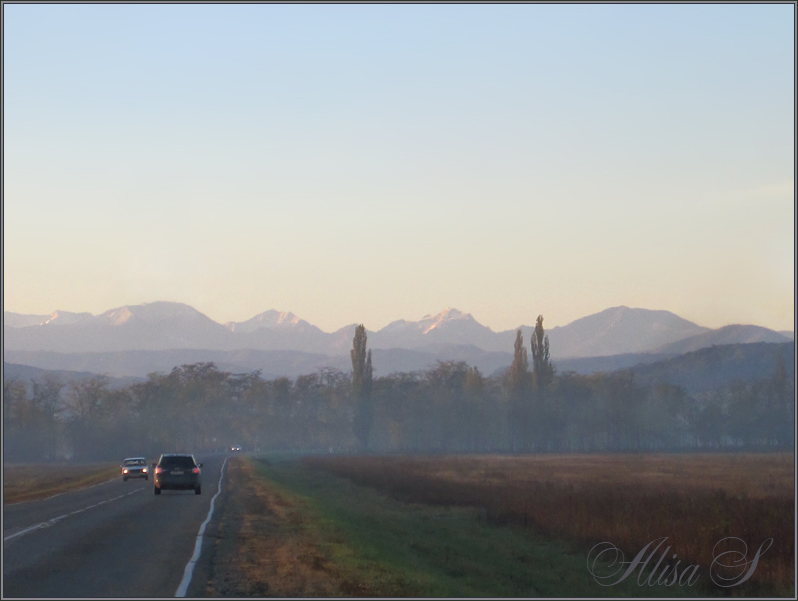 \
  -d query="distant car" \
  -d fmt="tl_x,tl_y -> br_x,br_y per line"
231,446 -> 241,452
153,453 -> 202,495
121,457 -> 149,481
